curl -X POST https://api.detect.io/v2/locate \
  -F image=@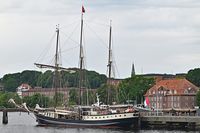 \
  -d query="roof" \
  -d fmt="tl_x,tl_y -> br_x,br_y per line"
145,78 -> 199,96
19,83 -> 32,89
22,87 -> 97,93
